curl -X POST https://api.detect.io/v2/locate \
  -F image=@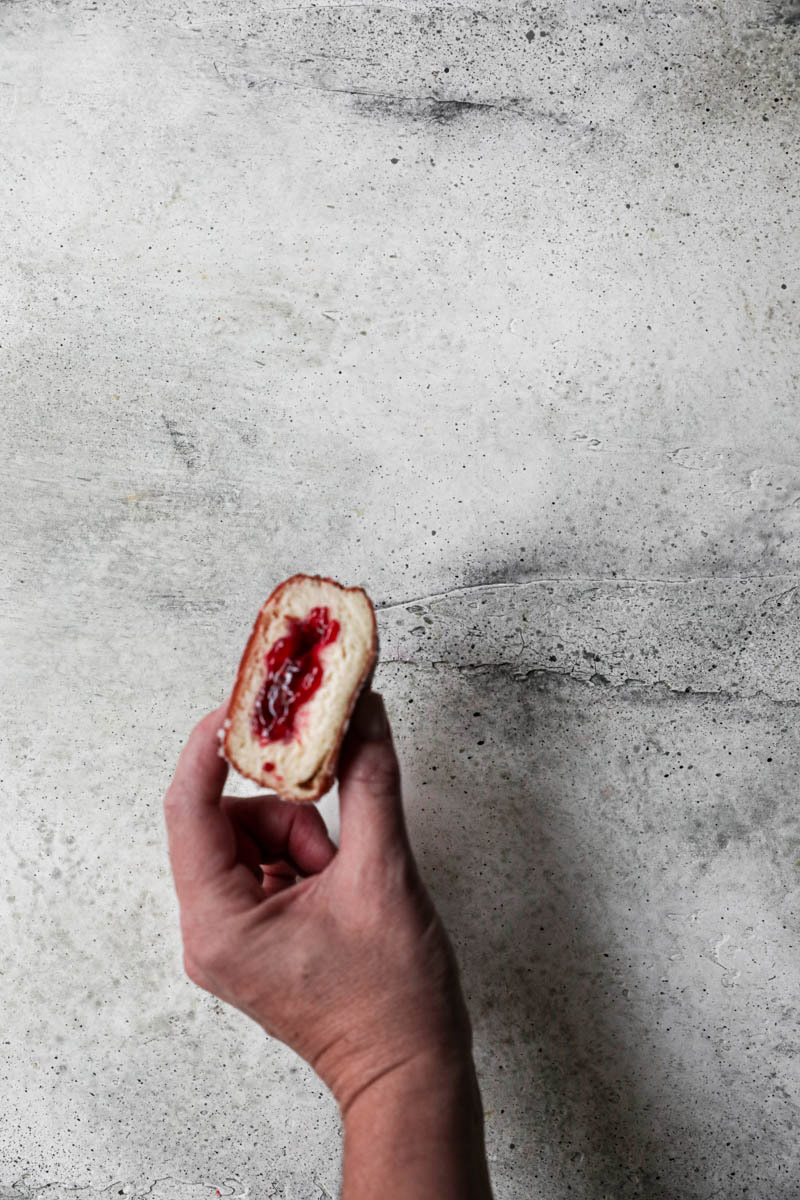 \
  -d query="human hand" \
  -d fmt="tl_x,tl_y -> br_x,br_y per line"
163,690 -> 473,1113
